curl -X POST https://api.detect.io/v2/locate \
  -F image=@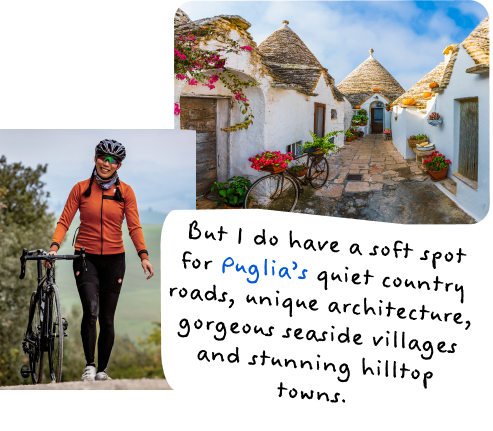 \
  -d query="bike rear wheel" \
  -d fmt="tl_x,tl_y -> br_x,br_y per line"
47,284 -> 63,382
27,291 -> 45,384
244,173 -> 298,212
308,157 -> 329,189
